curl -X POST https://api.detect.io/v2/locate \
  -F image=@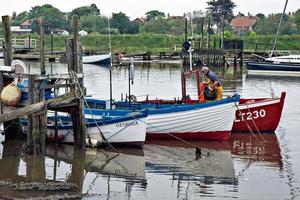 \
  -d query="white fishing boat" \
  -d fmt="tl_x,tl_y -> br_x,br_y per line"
87,95 -> 240,141
22,109 -> 148,147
